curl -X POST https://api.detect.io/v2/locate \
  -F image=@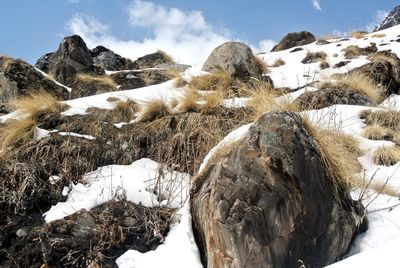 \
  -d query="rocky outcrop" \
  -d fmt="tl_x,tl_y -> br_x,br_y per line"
271,31 -> 316,52
110,70 -> 172,90
375,6 -> 400,31
91,45 -> 135,71
34,52 -> 54,73
203,42 -> 265,82
294,88 -> 374,110
70,75 -> 117,99
46,35 -> 103,86
0,56 -> 70,112
131,51 -> 173,69
350,51 -> 400,95
191,111 -> 364,268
